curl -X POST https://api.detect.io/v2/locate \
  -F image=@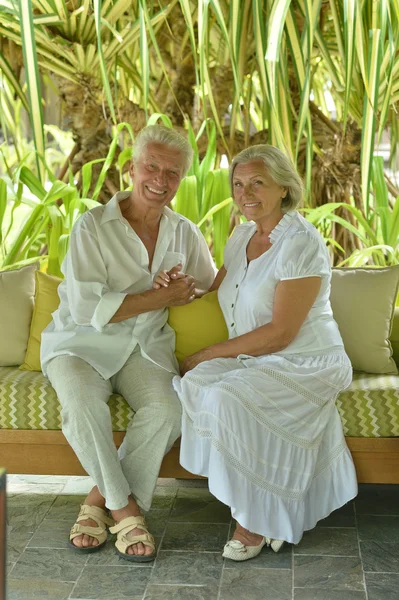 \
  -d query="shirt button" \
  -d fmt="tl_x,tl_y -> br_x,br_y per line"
235,284 -> 239,288
231,304 -> 234,308
231,322 -> 235,327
